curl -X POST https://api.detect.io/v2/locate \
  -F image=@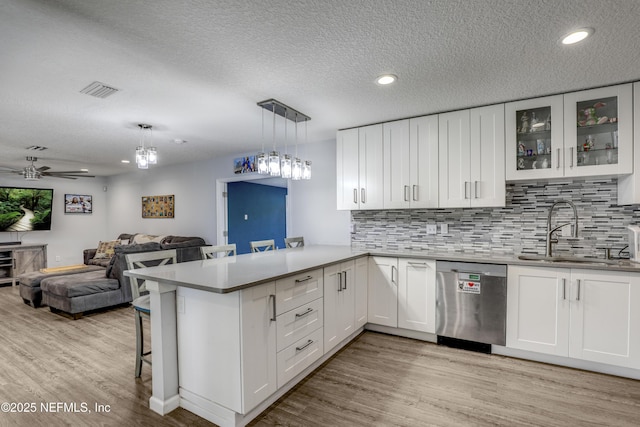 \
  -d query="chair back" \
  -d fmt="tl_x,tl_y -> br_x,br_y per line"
200,244 -> 237,259
125,249 -> 177,300
284,236 -> 304,248
250,239 -> 275,252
